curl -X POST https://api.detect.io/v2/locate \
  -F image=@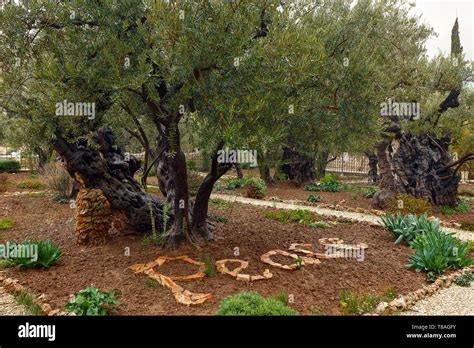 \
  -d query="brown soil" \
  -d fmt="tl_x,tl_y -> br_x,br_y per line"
1,188 -> 428,315
0,172 -> 48,193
